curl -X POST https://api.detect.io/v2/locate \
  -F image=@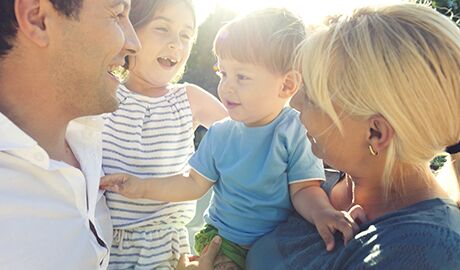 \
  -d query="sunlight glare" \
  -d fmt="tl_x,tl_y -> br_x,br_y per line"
195,0 -> 406,24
